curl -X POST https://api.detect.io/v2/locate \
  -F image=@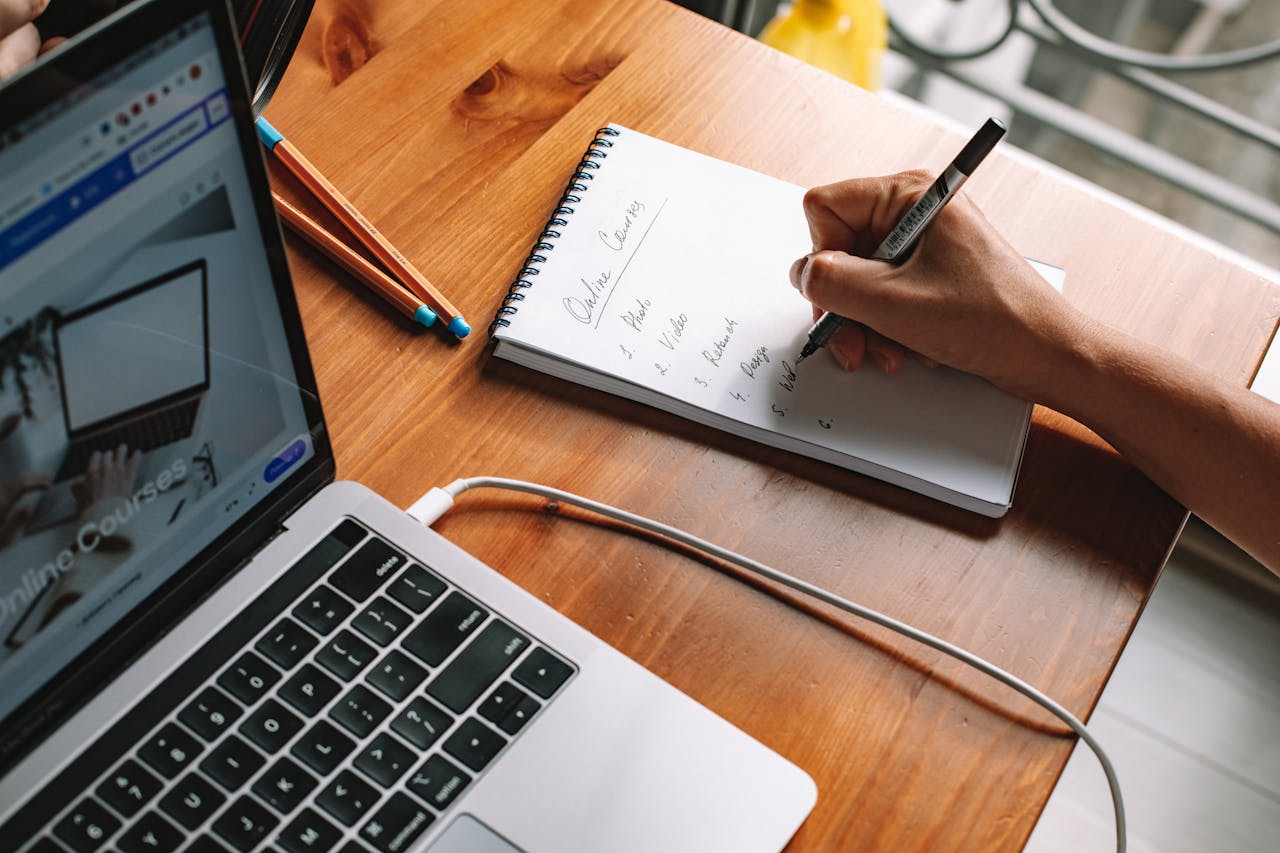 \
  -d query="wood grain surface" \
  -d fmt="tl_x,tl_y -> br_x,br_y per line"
262,1 -> 1280,849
